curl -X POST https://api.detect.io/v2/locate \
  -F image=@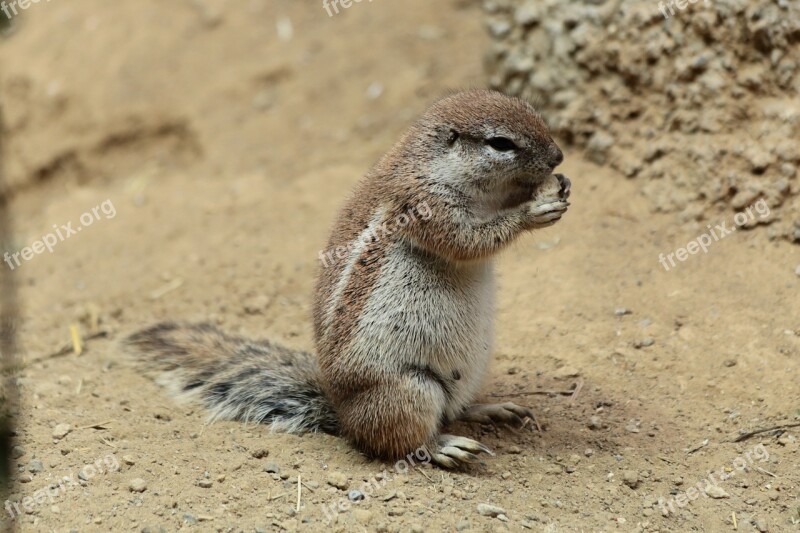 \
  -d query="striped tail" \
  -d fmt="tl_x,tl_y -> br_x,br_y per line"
121,322 -> 339,434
